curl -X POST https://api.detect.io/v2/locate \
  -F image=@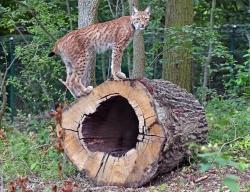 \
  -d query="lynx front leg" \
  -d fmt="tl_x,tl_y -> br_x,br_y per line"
59,59 -> 81,98
111,47 -> 126,80
75,77 -> 93,96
